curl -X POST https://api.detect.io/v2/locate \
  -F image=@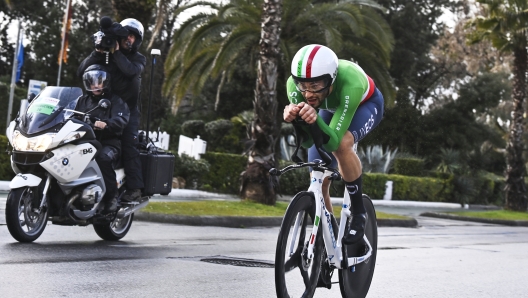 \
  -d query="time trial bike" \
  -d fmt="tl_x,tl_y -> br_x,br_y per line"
271,122 -> 378,298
